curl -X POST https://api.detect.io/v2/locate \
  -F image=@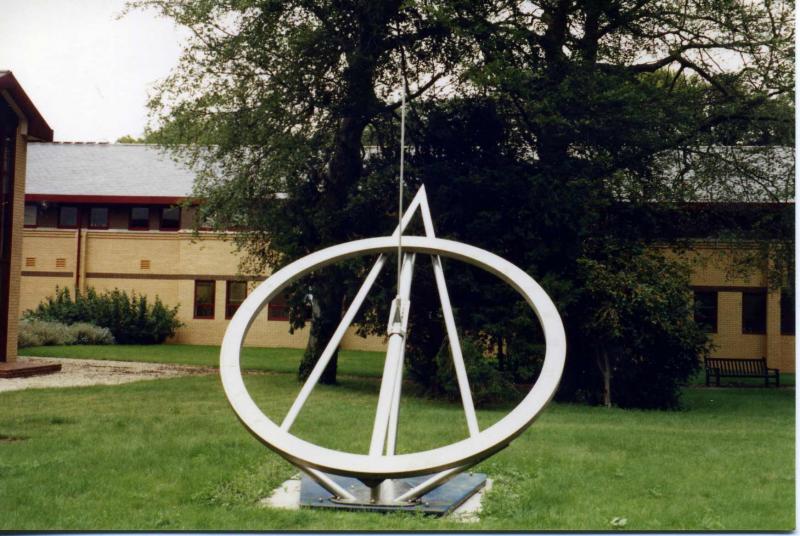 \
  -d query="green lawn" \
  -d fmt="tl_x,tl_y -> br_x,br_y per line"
0,363 -> 794,530
20,344 -> 386,378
